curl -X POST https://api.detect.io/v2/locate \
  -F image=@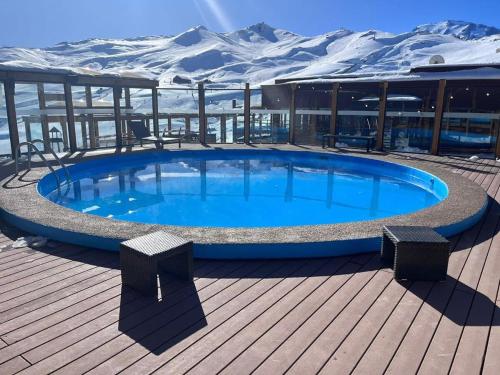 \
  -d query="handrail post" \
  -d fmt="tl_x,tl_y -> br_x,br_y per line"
64,82 -> 77,152
113,86 -> 123,148
85,85 -> 96,149
152,87 -> 160,137
244,83 -> 251,144
37,83 -> 51,152
198,82 -> 206,144
4,80 -> 20,159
